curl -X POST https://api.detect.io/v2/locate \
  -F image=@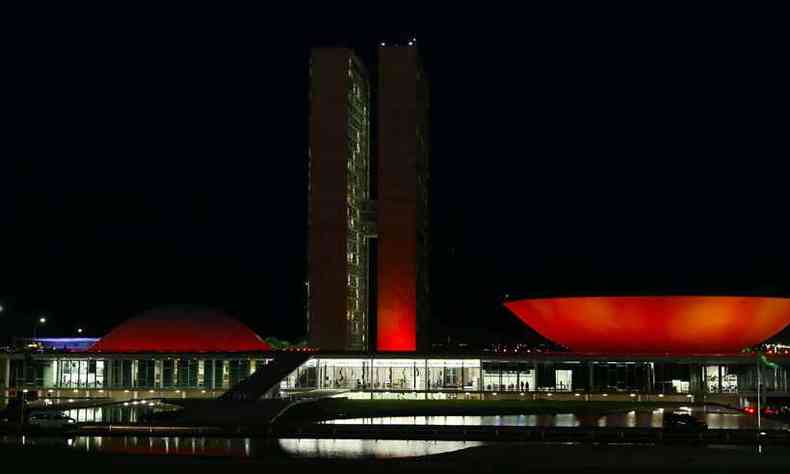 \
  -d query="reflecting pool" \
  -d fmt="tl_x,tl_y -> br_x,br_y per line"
0,435 -> 481,459
321,406 -> 790,430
